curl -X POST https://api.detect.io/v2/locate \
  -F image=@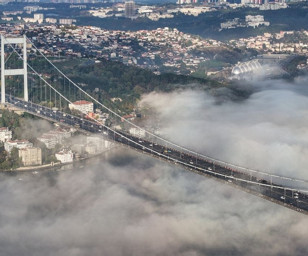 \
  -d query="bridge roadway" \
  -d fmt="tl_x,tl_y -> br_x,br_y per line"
5,96 -> 308,214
